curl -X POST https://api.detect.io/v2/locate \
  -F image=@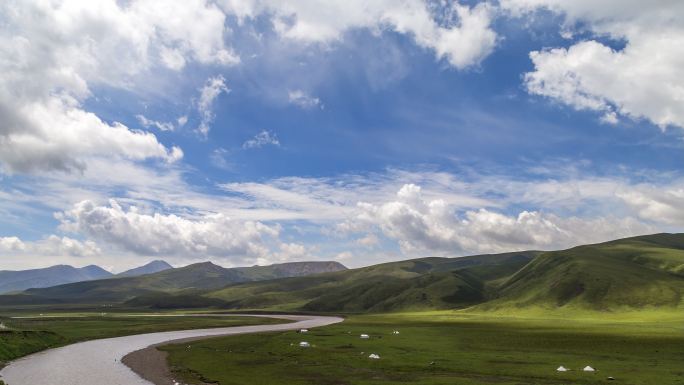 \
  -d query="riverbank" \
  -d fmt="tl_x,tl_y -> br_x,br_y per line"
122,346 -> 172,385
0,313 -> 281,370
0,315 -> 342,385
